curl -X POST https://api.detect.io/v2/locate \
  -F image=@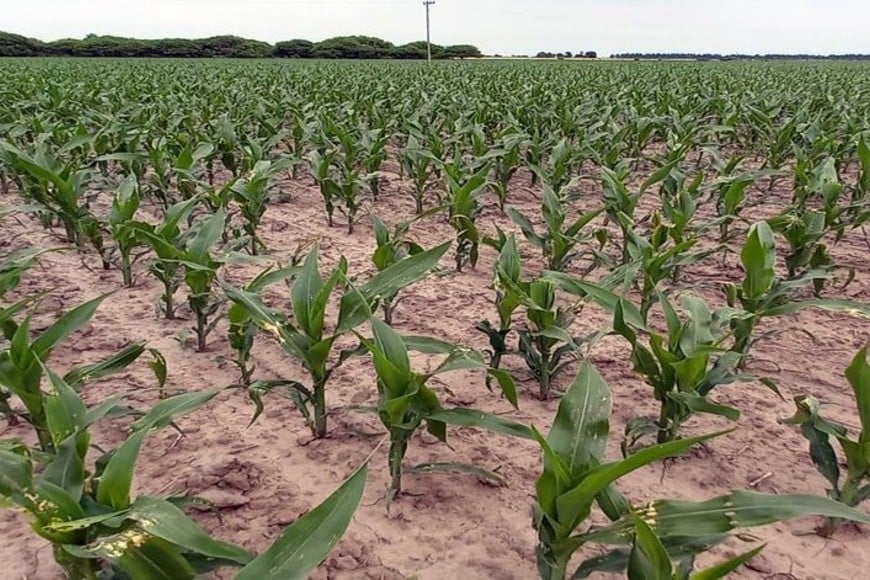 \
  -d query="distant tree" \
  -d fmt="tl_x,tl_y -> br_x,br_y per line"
0,32 -> 43,56
275,39 -> 314,58
442,44 -> 482,59
564,51 -> 572,58
584,50 -> 597,58
312,36 -> 395,59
